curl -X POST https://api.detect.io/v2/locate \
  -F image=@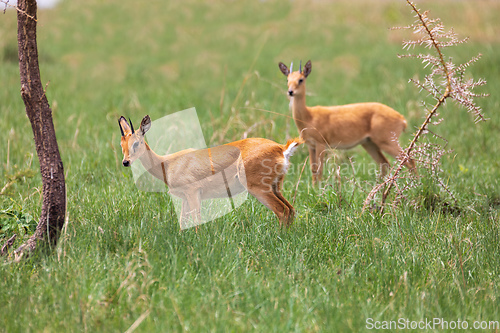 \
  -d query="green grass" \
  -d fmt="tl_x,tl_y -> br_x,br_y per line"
1,0 -> 499,331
